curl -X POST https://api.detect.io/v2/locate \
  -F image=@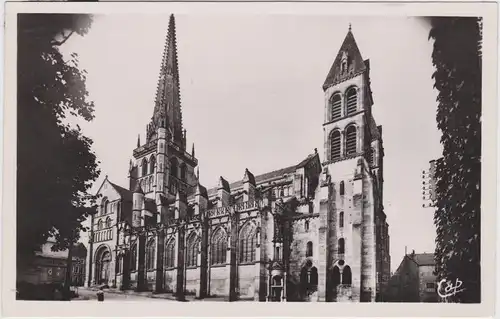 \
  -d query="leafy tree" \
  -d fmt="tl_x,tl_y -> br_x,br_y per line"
17,14 -> 100,274
429,17 -> 482,303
